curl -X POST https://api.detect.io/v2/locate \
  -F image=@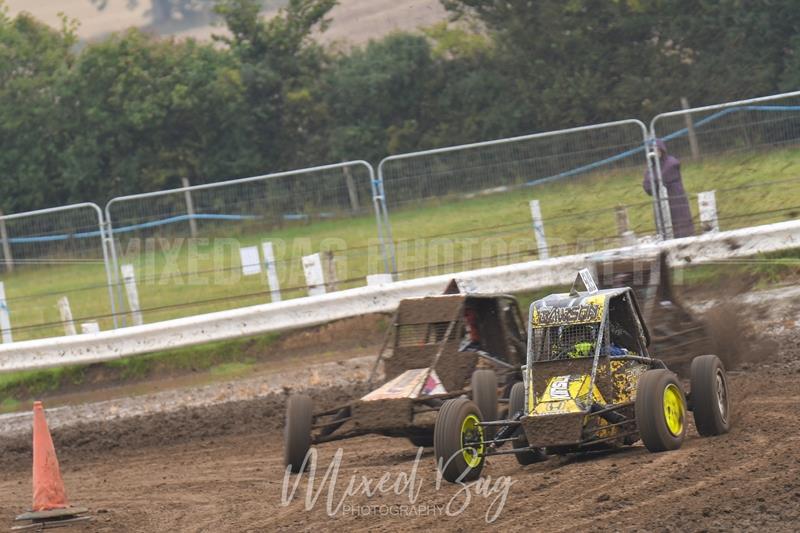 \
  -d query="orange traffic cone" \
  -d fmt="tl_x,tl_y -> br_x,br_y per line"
12,401 -> 90,530
31,400 -> 68,511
